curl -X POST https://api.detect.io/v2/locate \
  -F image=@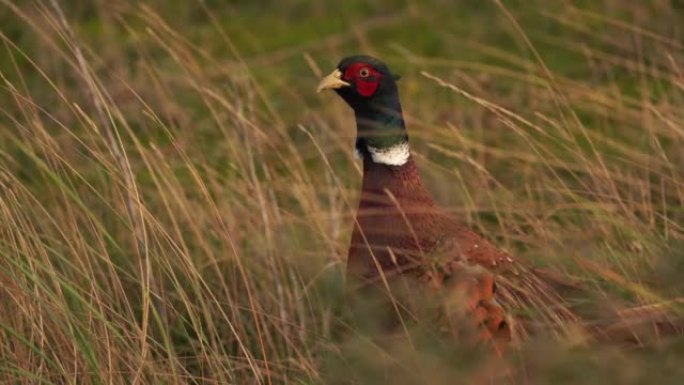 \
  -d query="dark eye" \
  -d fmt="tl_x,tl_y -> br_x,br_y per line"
359,68 -> 370,78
